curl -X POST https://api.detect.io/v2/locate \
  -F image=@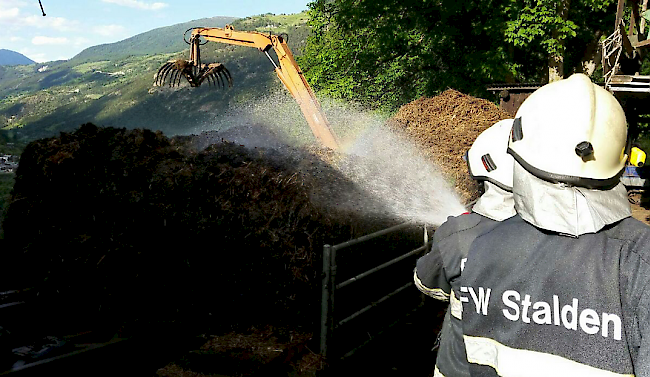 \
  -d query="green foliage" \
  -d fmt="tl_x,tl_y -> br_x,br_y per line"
504,1 -> 577,56
299,0 -> 621,111
299,0 -> 517,110
231,12 -> 311,53
504,0 -> 616,64
0,130 -> 25,155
